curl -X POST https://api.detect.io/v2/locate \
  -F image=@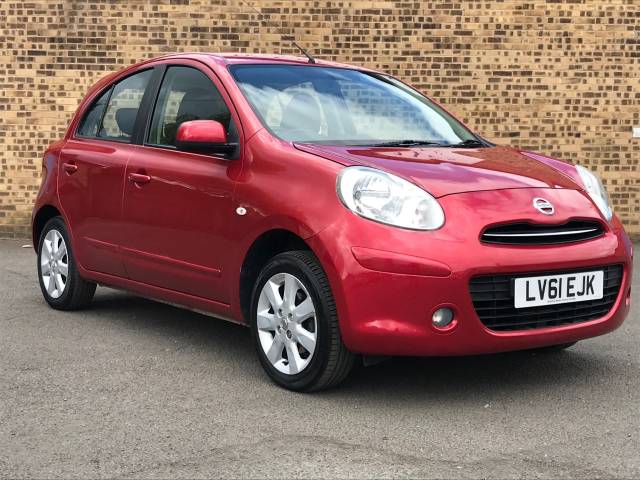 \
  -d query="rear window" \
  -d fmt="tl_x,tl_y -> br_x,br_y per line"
76,69 -> 153,143
98,69 -> 153,142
